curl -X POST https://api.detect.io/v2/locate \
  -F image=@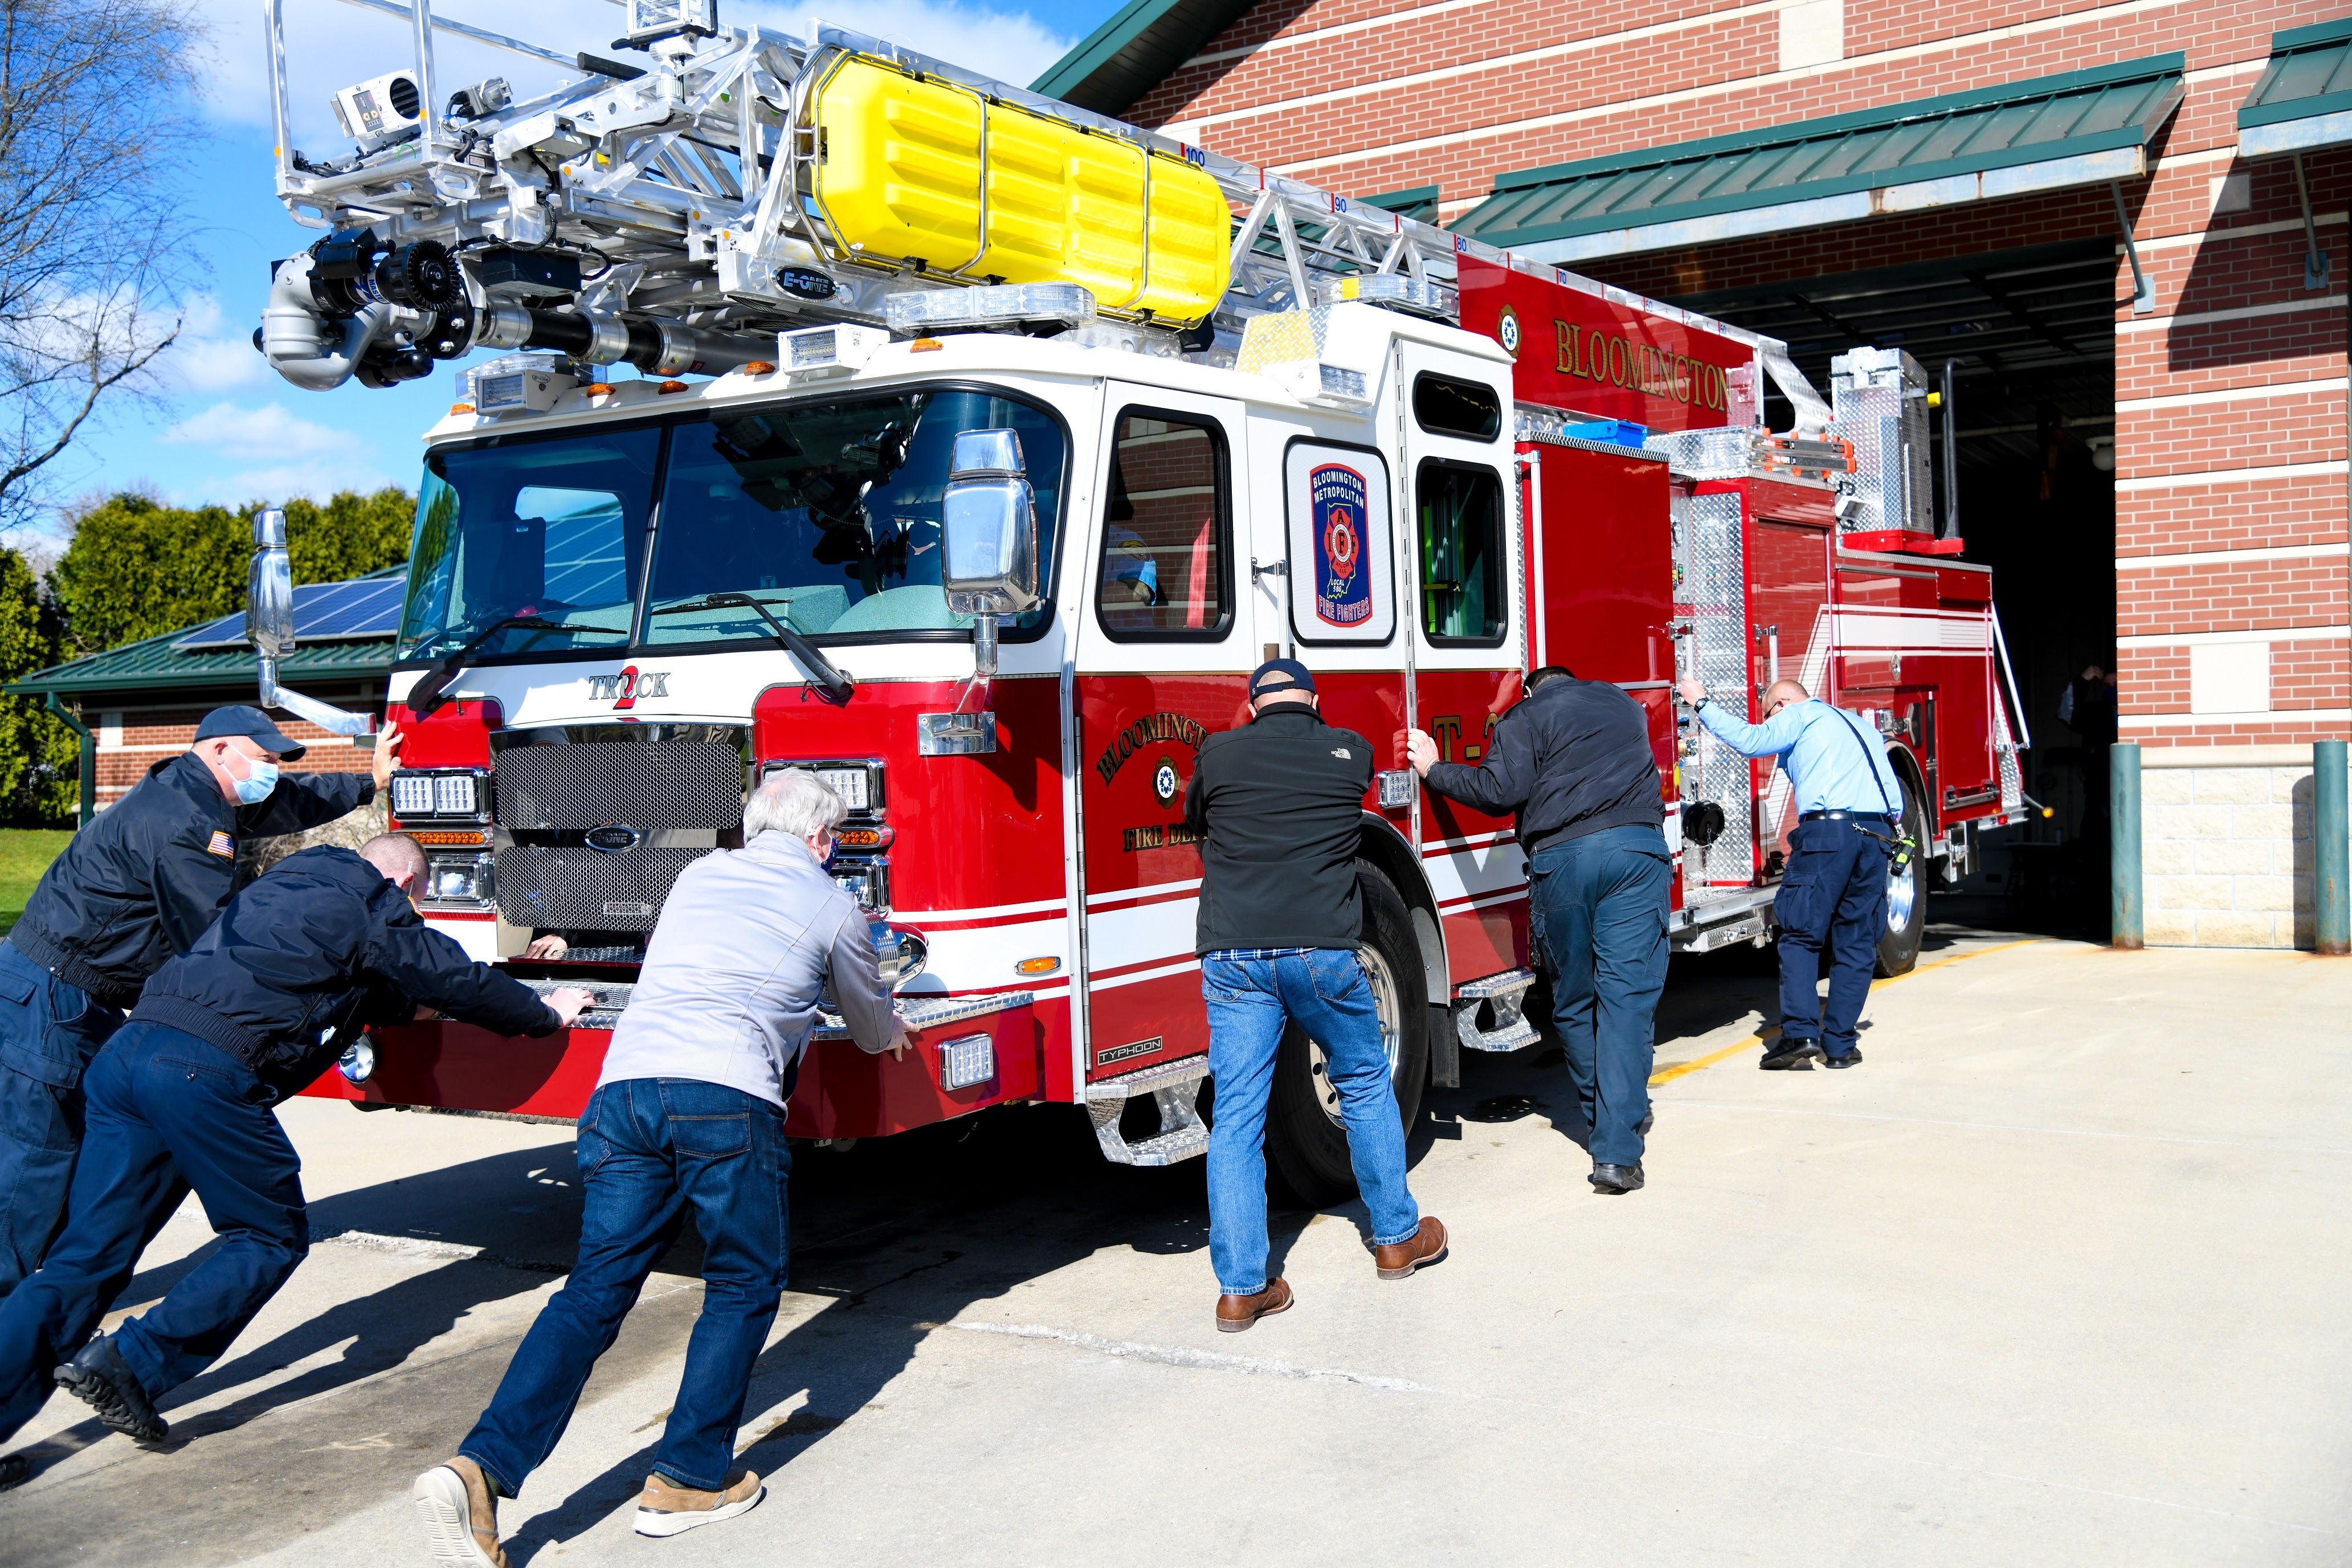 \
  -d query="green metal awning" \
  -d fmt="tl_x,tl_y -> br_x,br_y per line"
1456,54 -> 2184,265
6,631 -> 392,701
1032,0 -> 1256,116
1361,185 -> 1440,223
2239,19 -> 2352,157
